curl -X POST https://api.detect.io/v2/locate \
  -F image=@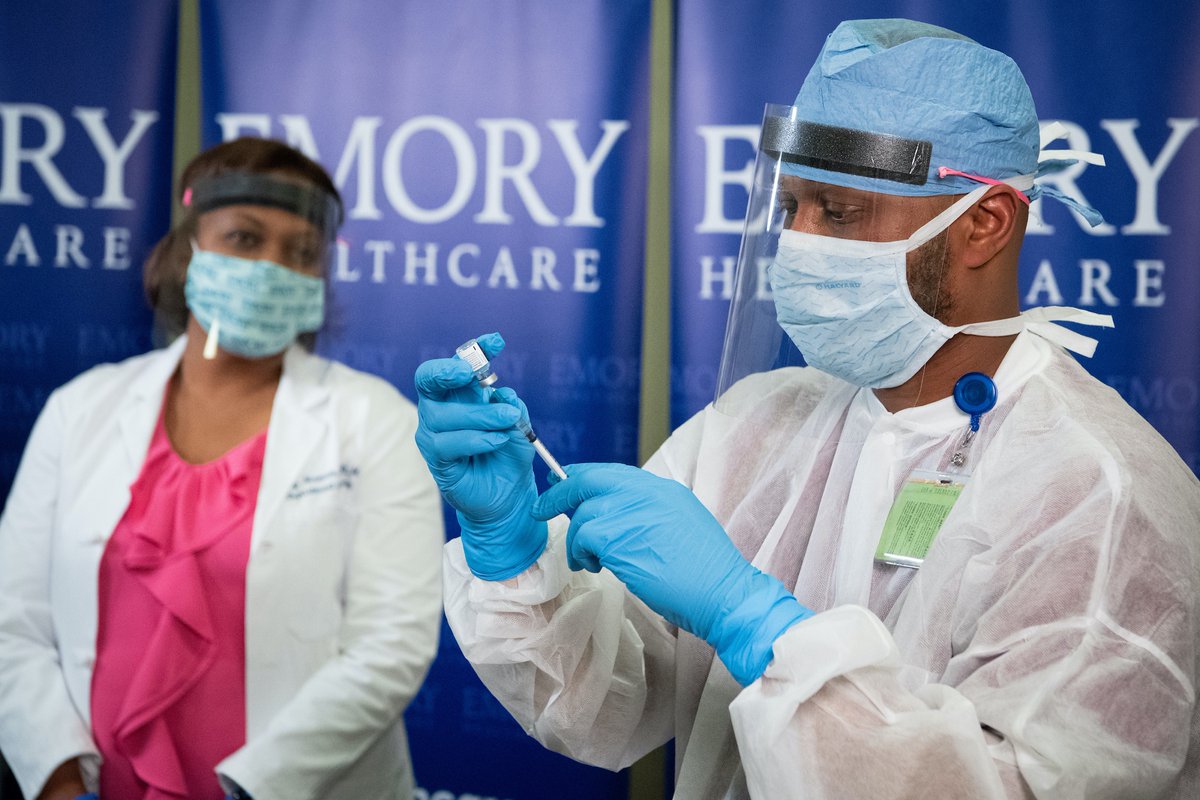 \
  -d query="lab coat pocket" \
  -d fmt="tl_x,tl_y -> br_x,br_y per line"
277,495 -> 355,645
285,600 -> 342,681
278,493 -> 355,574
288,599 -> 342,641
